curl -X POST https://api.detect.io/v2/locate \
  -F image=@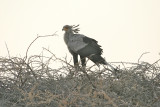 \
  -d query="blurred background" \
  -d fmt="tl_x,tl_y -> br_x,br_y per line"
0,0 -> 160,64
